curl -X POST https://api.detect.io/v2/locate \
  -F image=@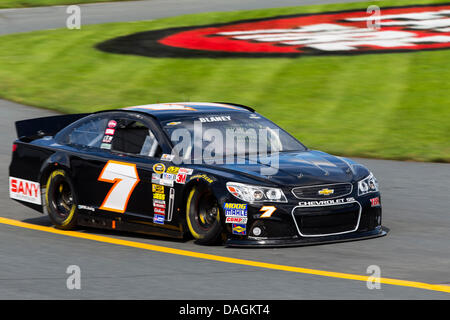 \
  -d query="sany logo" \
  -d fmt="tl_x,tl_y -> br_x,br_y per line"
99,4 -> 450,58
9,177 -> 41,205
